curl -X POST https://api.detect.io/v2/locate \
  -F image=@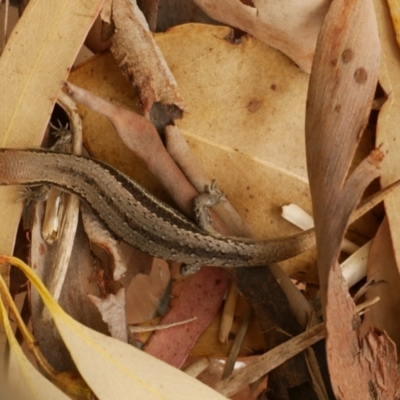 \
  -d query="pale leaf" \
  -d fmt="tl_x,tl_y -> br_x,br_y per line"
0,297 -> 69,400
0,0 -> 103,255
